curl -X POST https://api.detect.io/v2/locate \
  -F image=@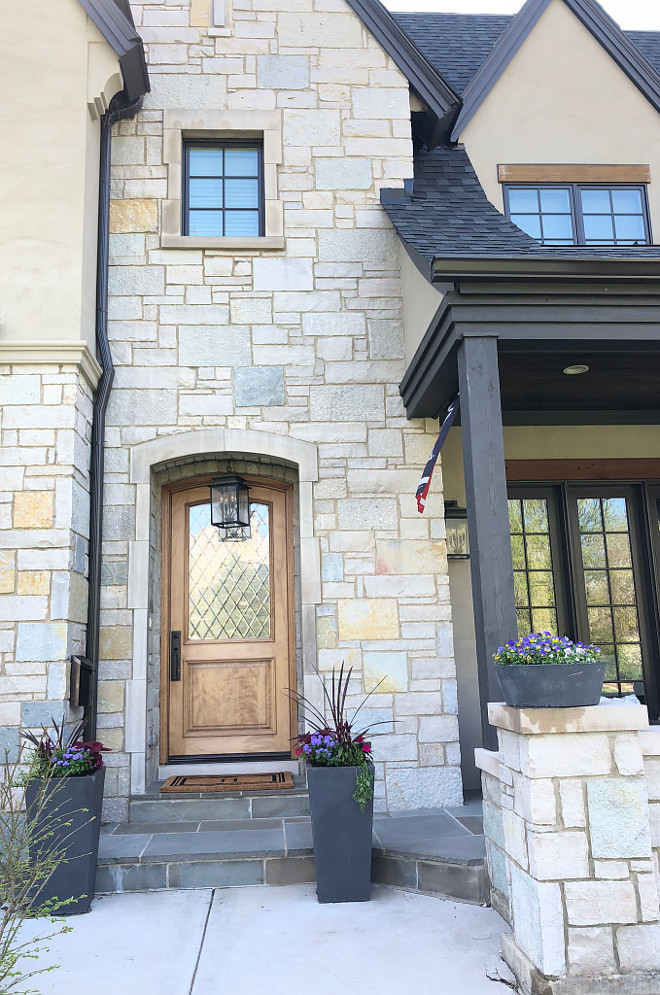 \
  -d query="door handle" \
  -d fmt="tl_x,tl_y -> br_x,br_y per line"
170,630 -> 181,681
